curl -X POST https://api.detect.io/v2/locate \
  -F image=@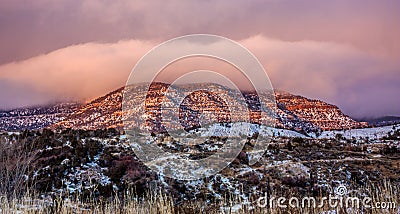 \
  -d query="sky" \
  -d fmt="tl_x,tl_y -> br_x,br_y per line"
0,0 -> 399,118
